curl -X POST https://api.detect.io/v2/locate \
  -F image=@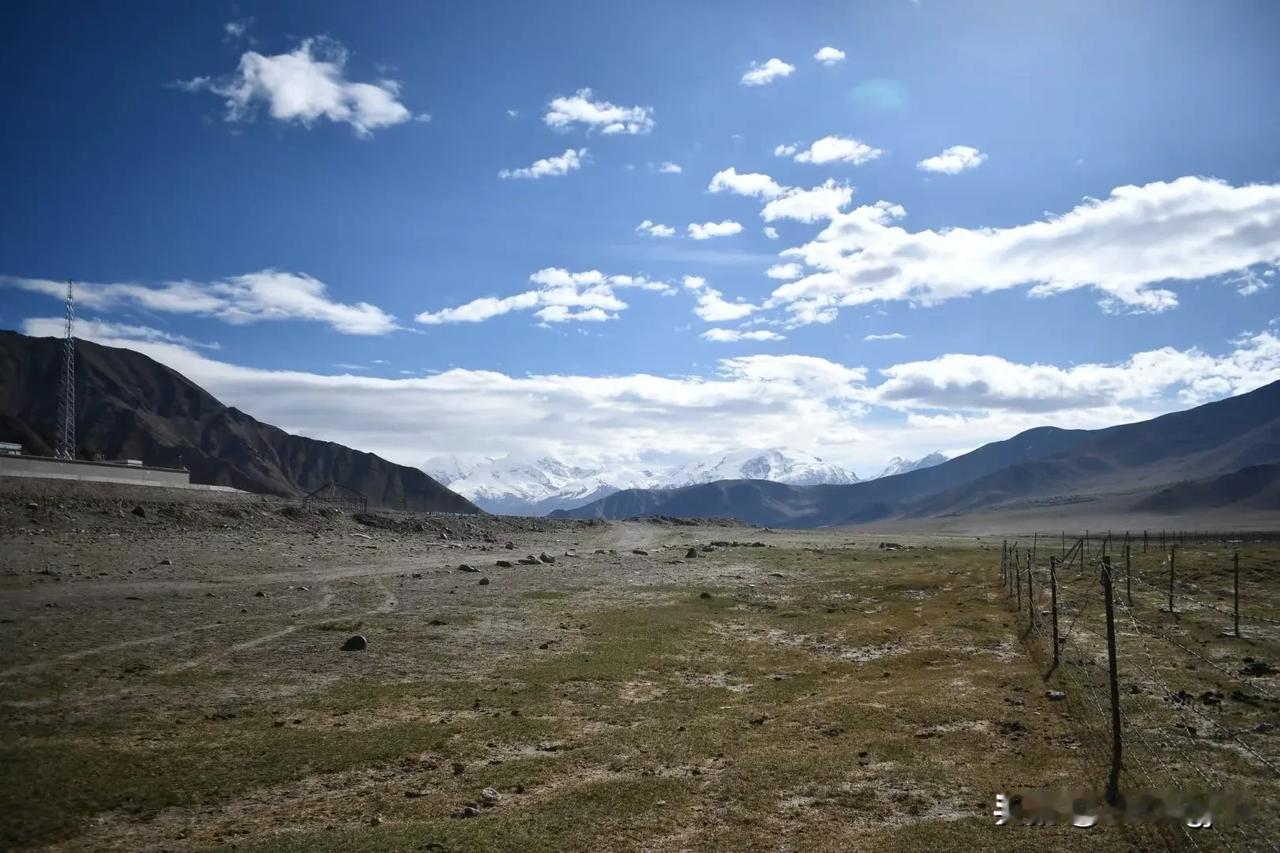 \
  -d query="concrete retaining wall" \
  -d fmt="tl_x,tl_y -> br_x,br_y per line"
0,455 -> 191,488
